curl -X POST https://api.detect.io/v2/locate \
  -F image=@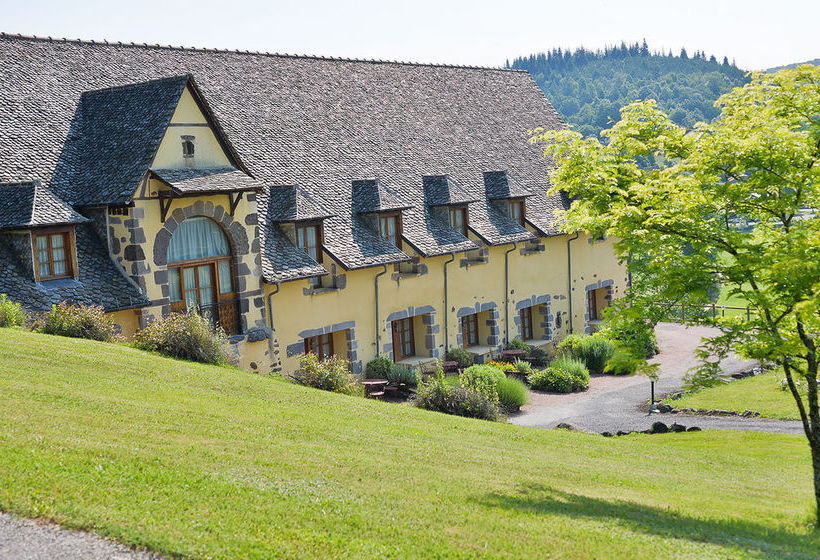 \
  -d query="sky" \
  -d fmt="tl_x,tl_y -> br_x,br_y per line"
1,0 -> 818,70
